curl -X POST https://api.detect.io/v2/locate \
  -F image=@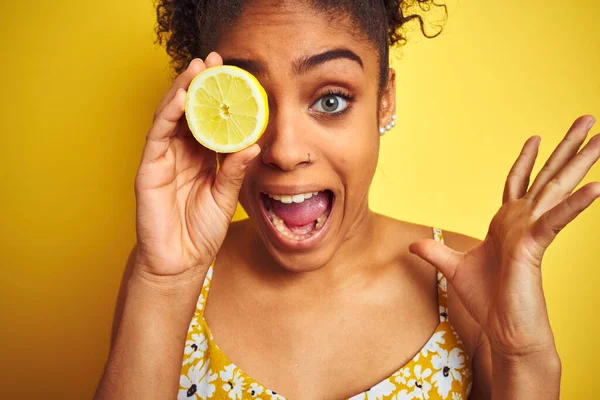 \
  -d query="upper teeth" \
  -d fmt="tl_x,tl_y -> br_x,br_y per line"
268,191 -> 320,204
